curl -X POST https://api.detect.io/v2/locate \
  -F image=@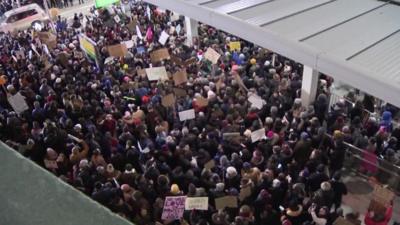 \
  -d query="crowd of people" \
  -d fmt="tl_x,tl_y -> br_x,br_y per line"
0,1 -> 398,225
